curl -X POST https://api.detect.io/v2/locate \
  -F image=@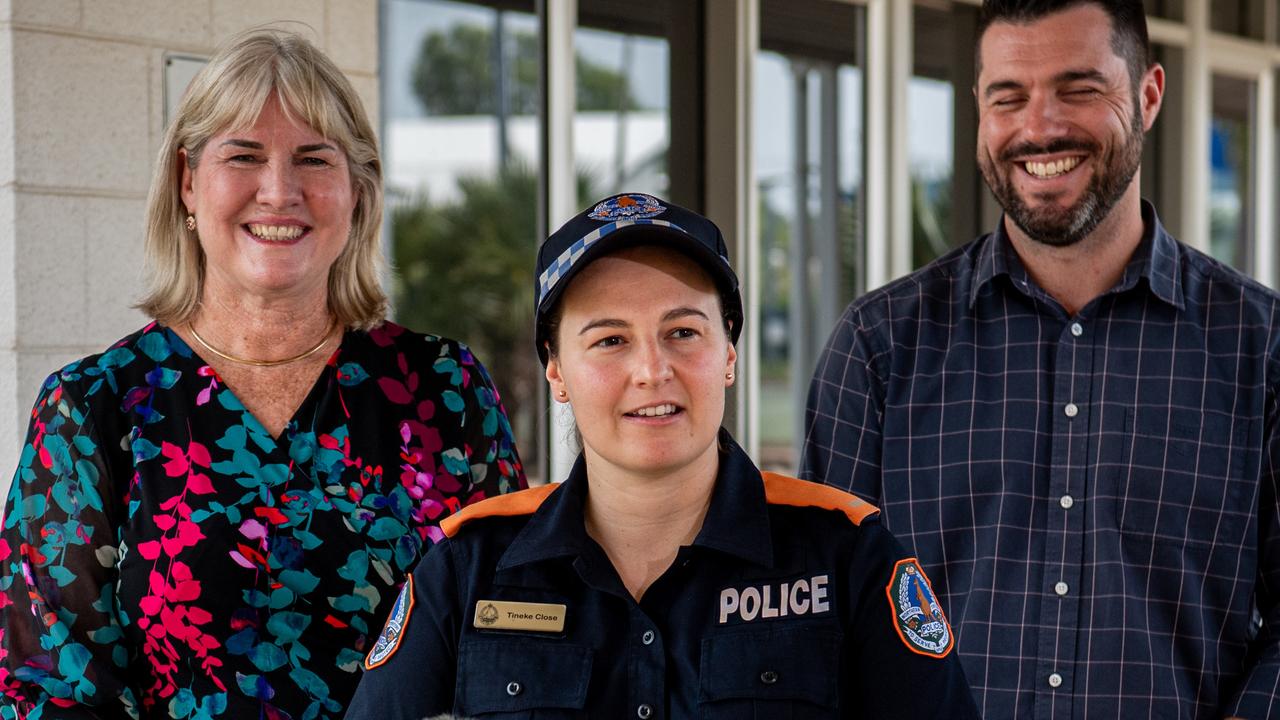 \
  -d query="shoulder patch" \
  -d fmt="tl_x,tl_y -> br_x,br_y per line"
364,575 -> 416,670
440,484 -> 560,538
760,472 -> 879,526
885,558 -> 954,658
